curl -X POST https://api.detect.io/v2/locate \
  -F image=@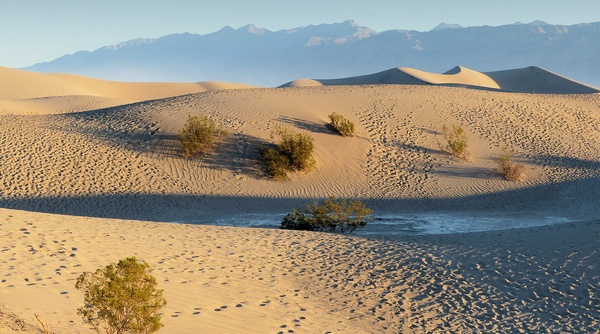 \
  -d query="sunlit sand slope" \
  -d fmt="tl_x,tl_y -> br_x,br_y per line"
0,67 -> 253,114
0,85 -> 599,221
